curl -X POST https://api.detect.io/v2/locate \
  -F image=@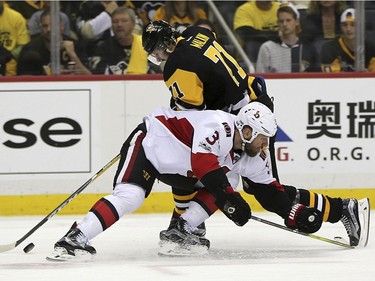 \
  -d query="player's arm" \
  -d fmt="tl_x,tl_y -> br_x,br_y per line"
192,152 -> 251,226
243,178 -> 322,233
189,121 -> 251,226
247,76 -> 274,112
165,69 -> 206,111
